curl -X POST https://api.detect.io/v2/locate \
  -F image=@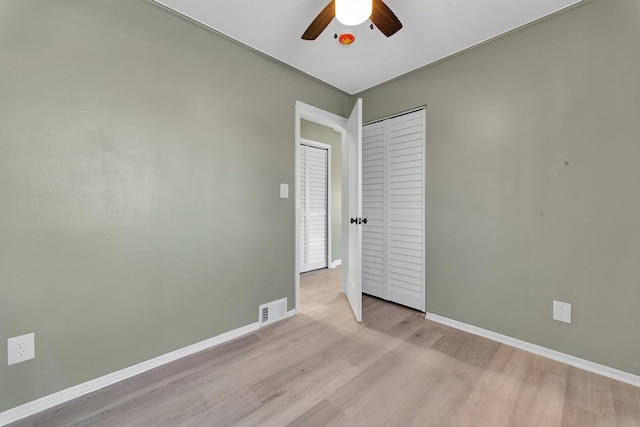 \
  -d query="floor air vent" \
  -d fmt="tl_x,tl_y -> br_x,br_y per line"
258,298 -> 287,326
